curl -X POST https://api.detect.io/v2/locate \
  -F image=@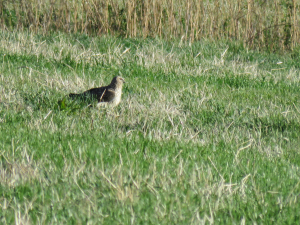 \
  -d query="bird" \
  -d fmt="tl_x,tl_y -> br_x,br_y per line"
69,76 -> 125,107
